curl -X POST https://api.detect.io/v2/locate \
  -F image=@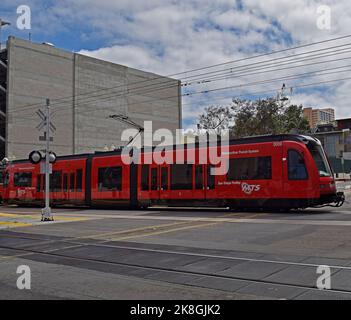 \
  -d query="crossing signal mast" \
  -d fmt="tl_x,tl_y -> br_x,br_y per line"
29,99 -> 56,221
